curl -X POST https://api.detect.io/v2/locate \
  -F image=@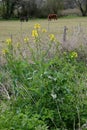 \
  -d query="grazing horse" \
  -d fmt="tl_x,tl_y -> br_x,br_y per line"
48,14 -> 57,21
20,16 -> 28,22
